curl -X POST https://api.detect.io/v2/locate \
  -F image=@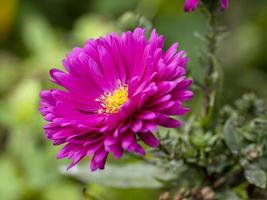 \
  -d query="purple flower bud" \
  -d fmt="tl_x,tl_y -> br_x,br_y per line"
184,0 -> 229,12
